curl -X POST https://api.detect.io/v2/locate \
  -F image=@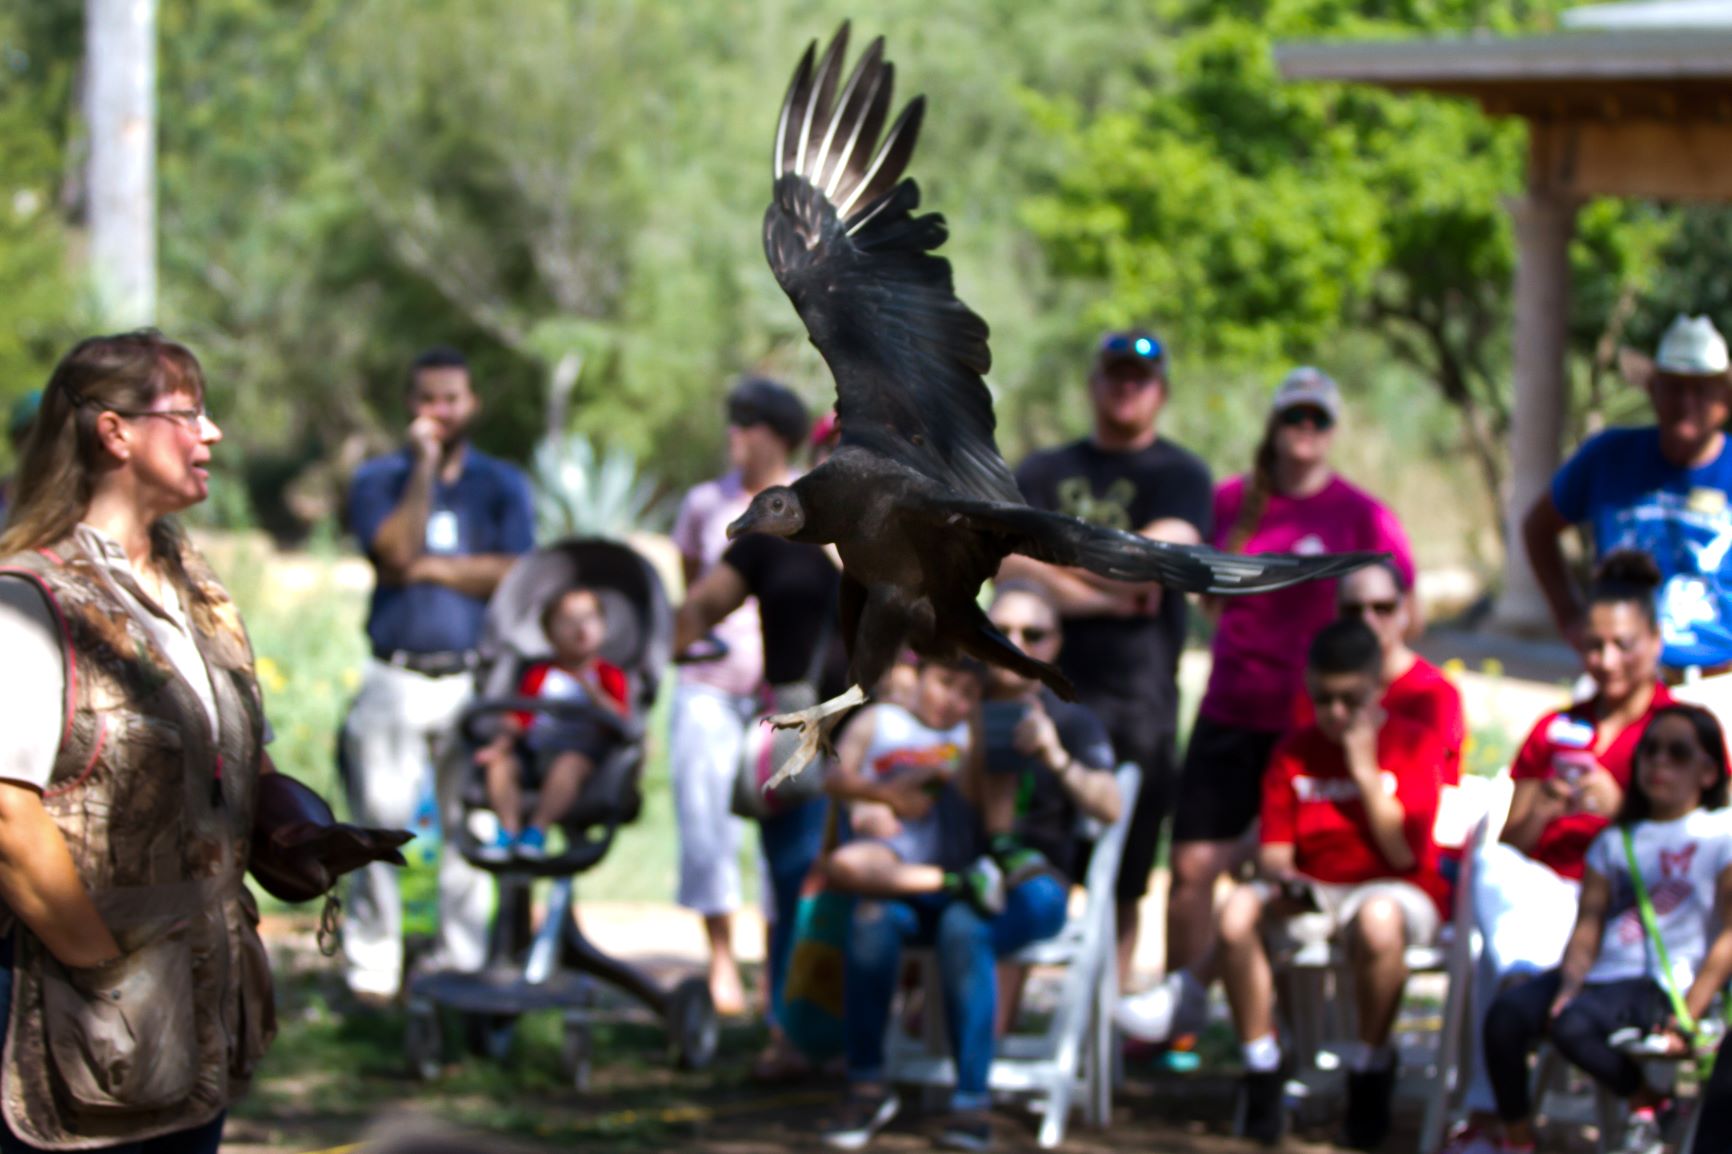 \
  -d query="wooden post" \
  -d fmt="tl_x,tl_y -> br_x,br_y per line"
1495,122 -> 1580,634
85,0 -> 157,328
